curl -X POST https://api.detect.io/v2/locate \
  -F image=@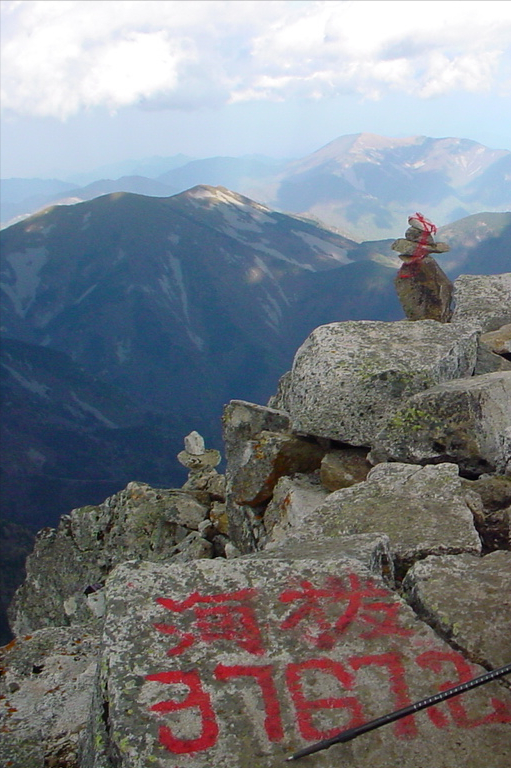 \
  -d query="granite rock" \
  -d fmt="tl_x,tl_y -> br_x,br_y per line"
289,463 -> 481,569
82,557 -> 511,768
369,372 -> 511,476
286,320 -> 477,445
451,273 -> 511,332
402,551 -> 511,667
